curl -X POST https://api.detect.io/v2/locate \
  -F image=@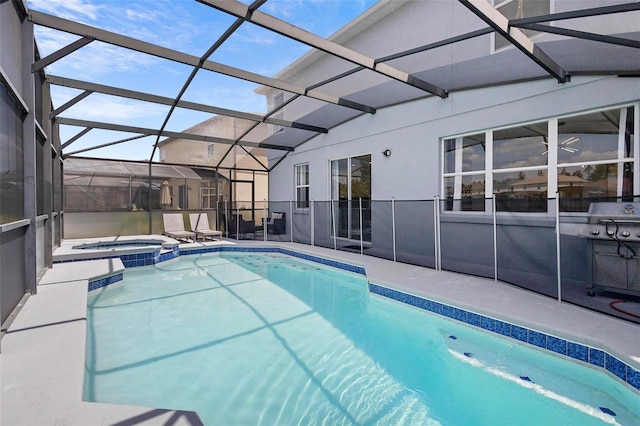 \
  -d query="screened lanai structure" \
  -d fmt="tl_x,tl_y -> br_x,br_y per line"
1,0 -> 640,328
